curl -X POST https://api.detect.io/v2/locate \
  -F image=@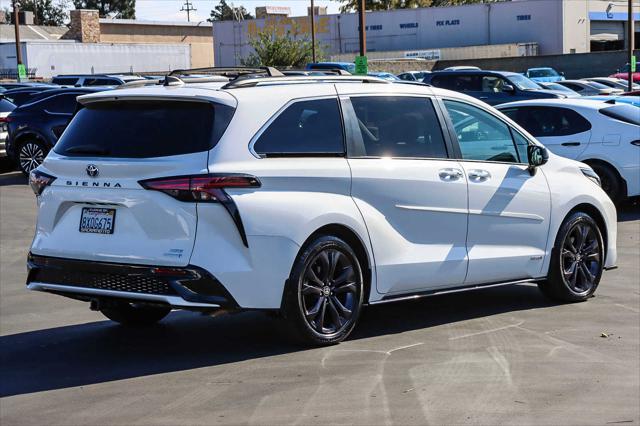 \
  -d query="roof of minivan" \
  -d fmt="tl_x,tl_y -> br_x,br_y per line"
431,69 -> 520,76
